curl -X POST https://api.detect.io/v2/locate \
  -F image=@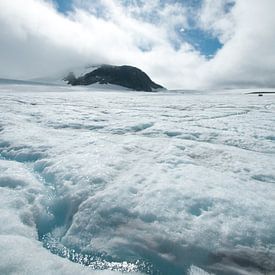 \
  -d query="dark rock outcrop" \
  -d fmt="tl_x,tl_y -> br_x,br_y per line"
64,65 -> 164,92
